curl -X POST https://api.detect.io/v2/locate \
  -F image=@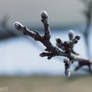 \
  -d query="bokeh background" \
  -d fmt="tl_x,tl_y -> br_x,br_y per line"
0,0 -> 92,92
